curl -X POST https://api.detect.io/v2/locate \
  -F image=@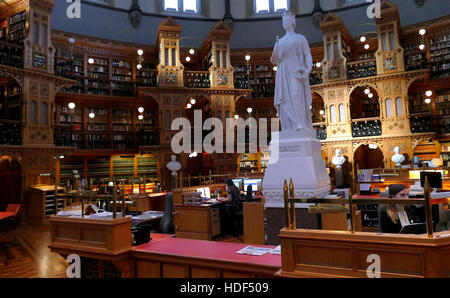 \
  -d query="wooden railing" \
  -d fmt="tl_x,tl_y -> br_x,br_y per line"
184,71 -> 210,88
0,119 -> 21,145
282,177 -> 436,237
